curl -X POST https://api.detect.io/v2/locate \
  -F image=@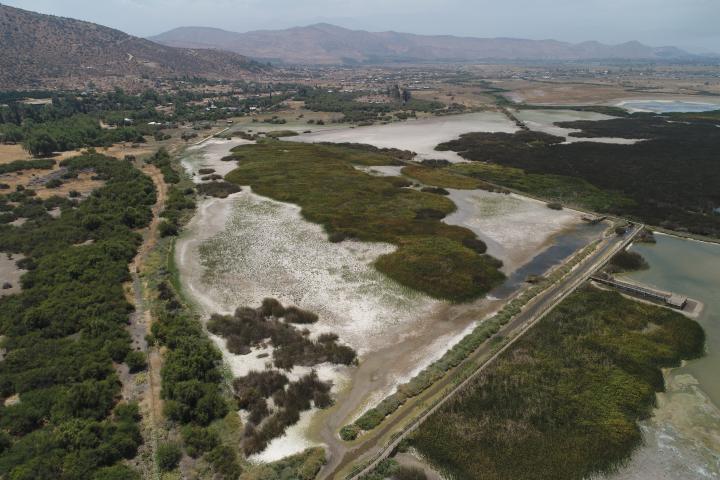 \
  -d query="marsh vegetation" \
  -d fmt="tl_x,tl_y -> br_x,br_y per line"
225,141 -> 504,301
411,287 -> 705,480
437,113 -> 720,237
